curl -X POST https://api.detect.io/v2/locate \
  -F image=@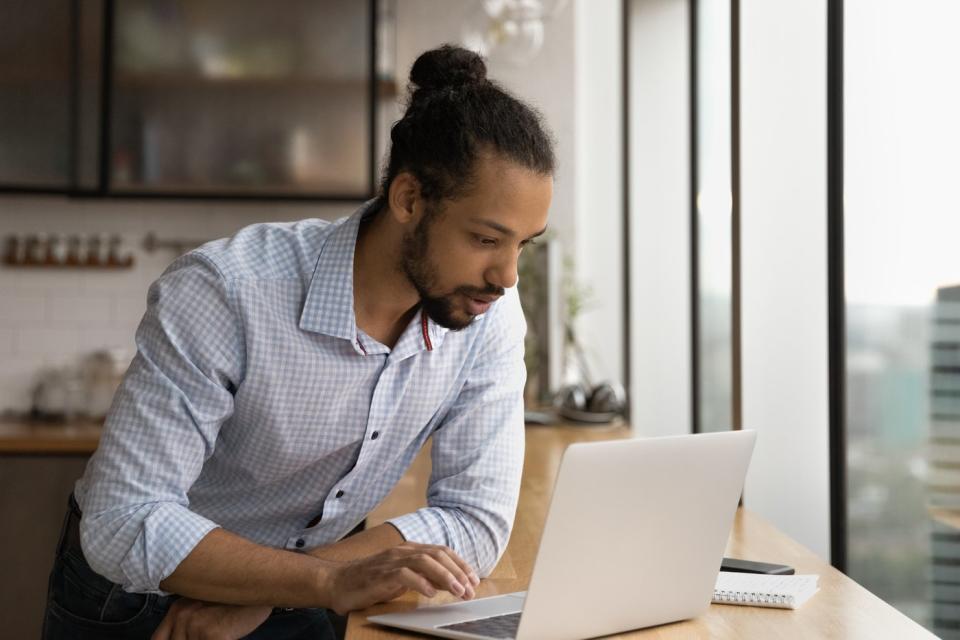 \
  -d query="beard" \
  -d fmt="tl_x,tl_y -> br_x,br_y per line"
400,210 -> 504,331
